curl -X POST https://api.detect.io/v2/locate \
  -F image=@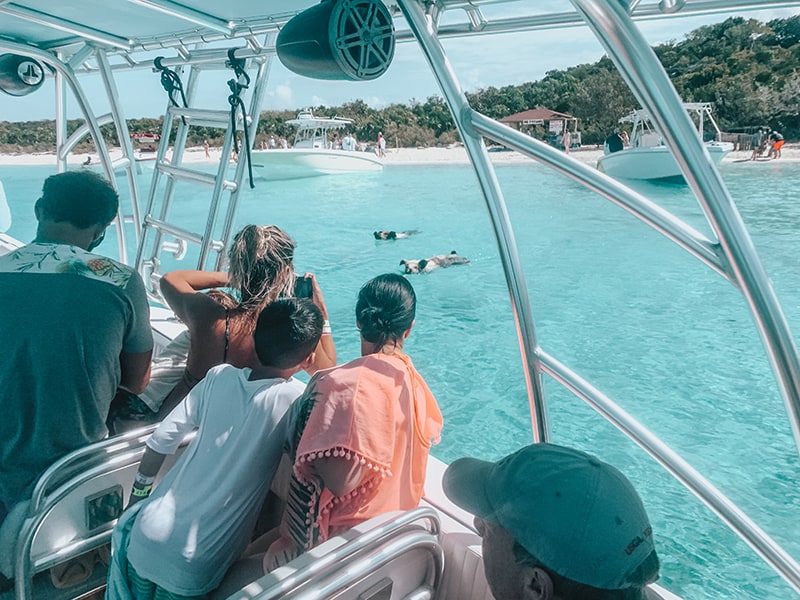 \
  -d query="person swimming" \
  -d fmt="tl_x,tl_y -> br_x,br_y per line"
373,229 -> 419,240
